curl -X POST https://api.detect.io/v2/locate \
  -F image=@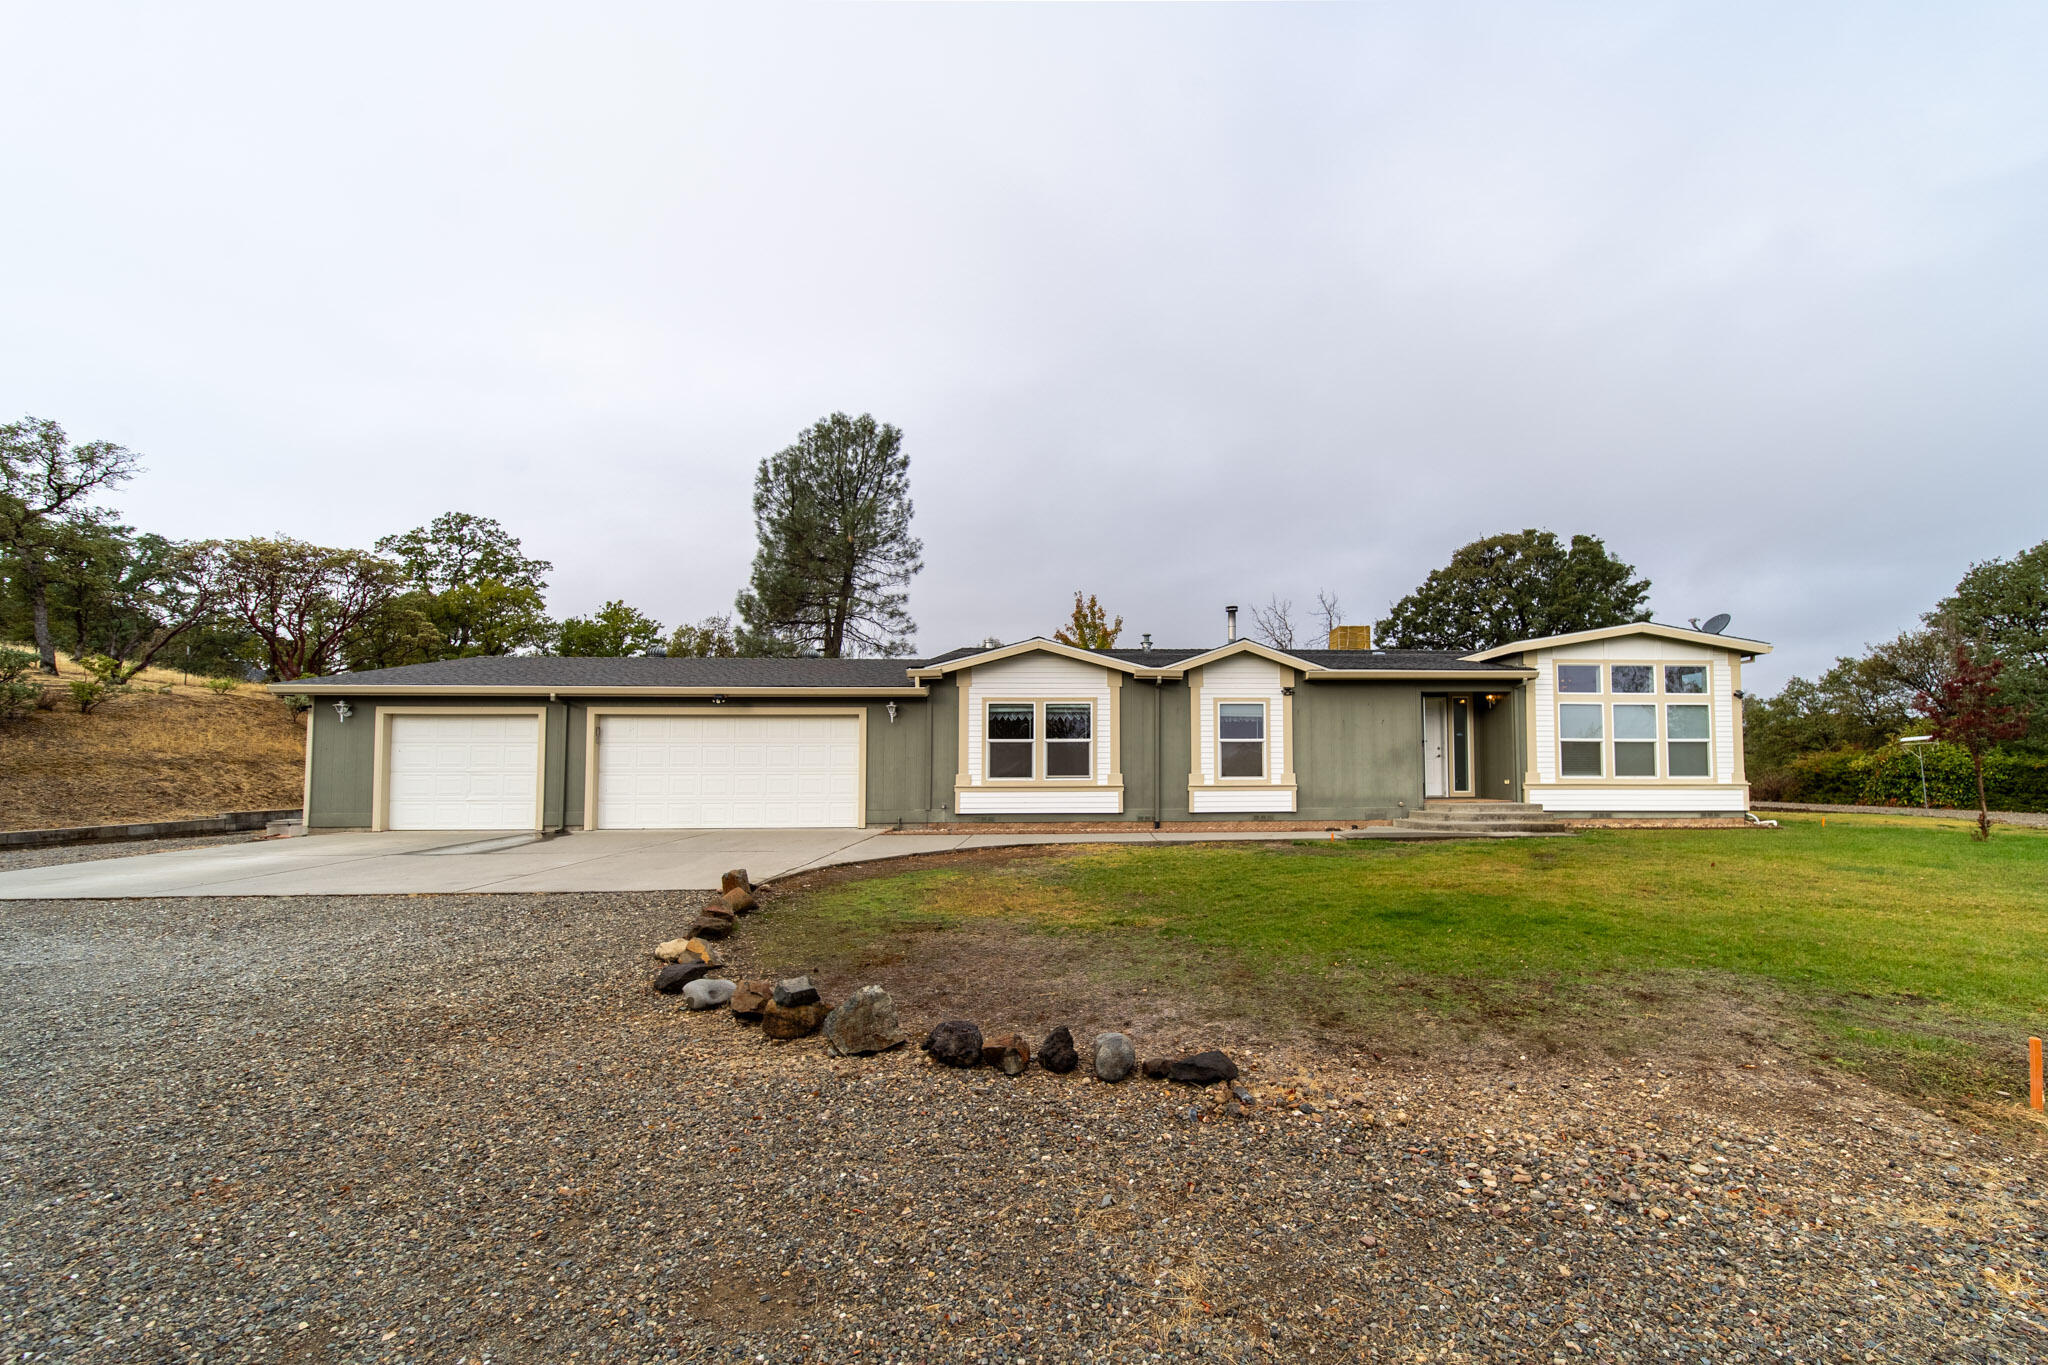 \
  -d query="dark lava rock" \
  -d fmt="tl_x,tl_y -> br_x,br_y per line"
1167,1050 -> 1241,1085
772,976 -> 819,1008
1038,1026 -> 1078,1074
653,962 -> 715,994
1142,1058 -> 1172,1080
922,1019 -> 983,1068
